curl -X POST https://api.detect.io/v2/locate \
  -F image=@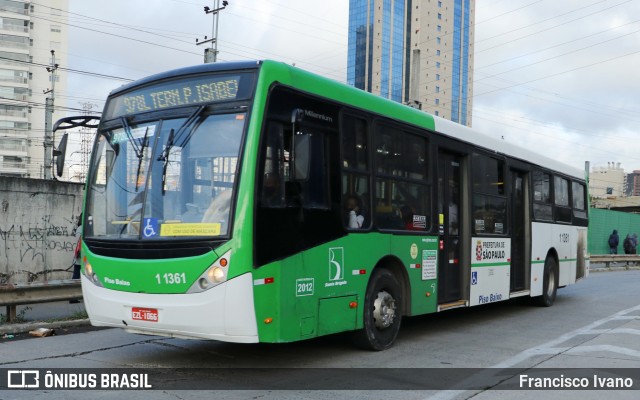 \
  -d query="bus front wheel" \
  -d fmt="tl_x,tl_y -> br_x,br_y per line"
353,268 -> 403,351
534,256 -> 558,307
